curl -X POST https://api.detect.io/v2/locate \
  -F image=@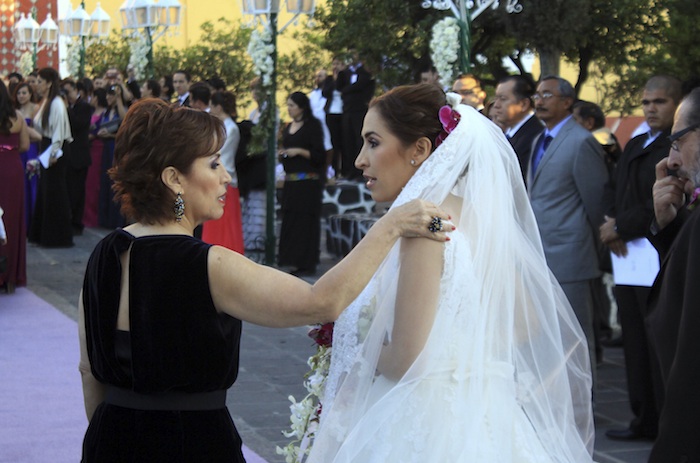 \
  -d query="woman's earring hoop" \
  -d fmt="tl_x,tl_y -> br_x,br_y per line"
174,192 -> 185,222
